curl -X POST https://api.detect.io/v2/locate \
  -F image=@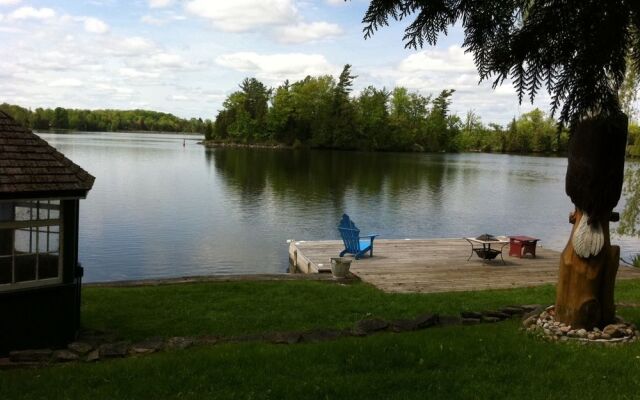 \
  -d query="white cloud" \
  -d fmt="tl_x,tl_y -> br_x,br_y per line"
0,0 -> 22,6
398,46 -> 476,73
141,15 -> 163,25
94,83 -> 135,97
326,0 -> 346,5
216,52 -> 338,82
8,6 -> 55,20
49,78 -> 84,87
148,52 -> 189,68
83,17 -> 109,34
107,36 -> 156,56
141,13 -> 186,26
275,21 -> 343,44
369,46 -> 479,93
149,0 -> 173,8
169,94 -> 189,101
118,67 -> 160,79
185,0 -> 298,32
